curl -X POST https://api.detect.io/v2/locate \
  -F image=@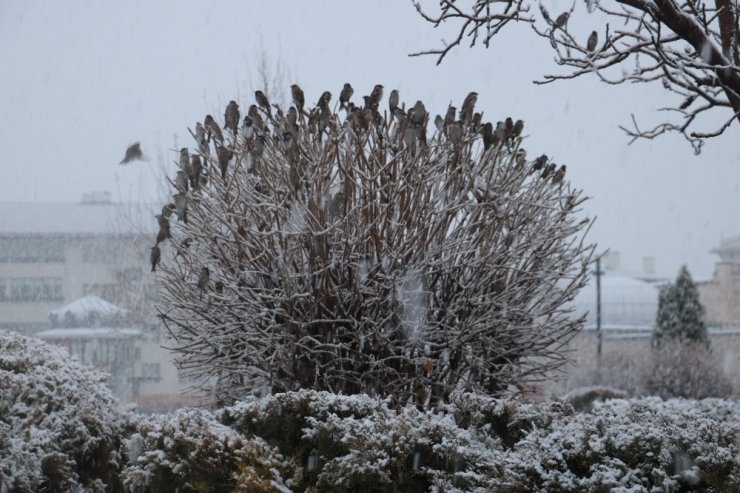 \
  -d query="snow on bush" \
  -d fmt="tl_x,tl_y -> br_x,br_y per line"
122,408 -> 294,492
173,391 -> 740,492
0,329 -> 128,492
